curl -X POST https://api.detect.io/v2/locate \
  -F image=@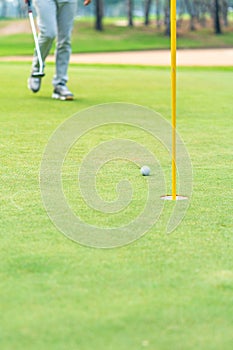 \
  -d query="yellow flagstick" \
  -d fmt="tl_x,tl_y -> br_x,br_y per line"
161,1 -> 188,202
171,0 -> 177,200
